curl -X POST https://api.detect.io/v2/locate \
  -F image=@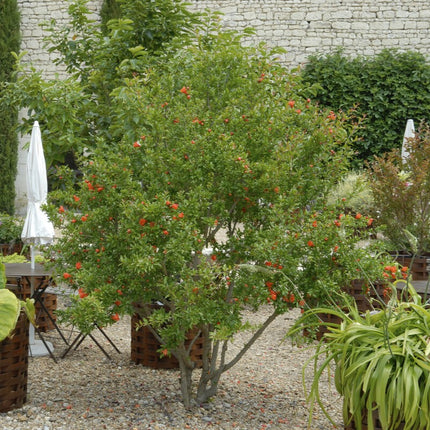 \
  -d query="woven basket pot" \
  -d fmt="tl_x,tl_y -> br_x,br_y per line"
6,276 -> 57,332
393,254 -> 430,281
344,409 -> 405,430
344,279 -> 389,312
131,303 -> 205,369
0,311 -> 30,412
